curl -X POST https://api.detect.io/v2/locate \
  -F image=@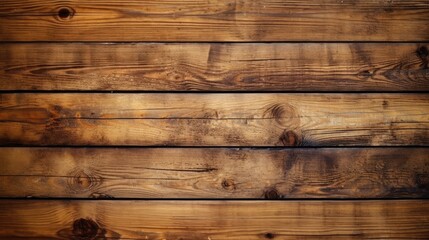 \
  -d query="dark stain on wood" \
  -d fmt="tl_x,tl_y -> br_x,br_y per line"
283,151 -> 298,174
415,173 -> 429,192
382,100 -> 389,109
